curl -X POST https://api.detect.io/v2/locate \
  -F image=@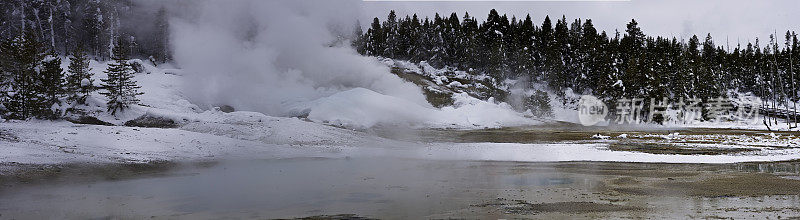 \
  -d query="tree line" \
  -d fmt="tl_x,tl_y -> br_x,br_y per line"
1,27 -> 143,120
0,0 -> 161,120
0,0 -> 170,63
354,10 -> 800,120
